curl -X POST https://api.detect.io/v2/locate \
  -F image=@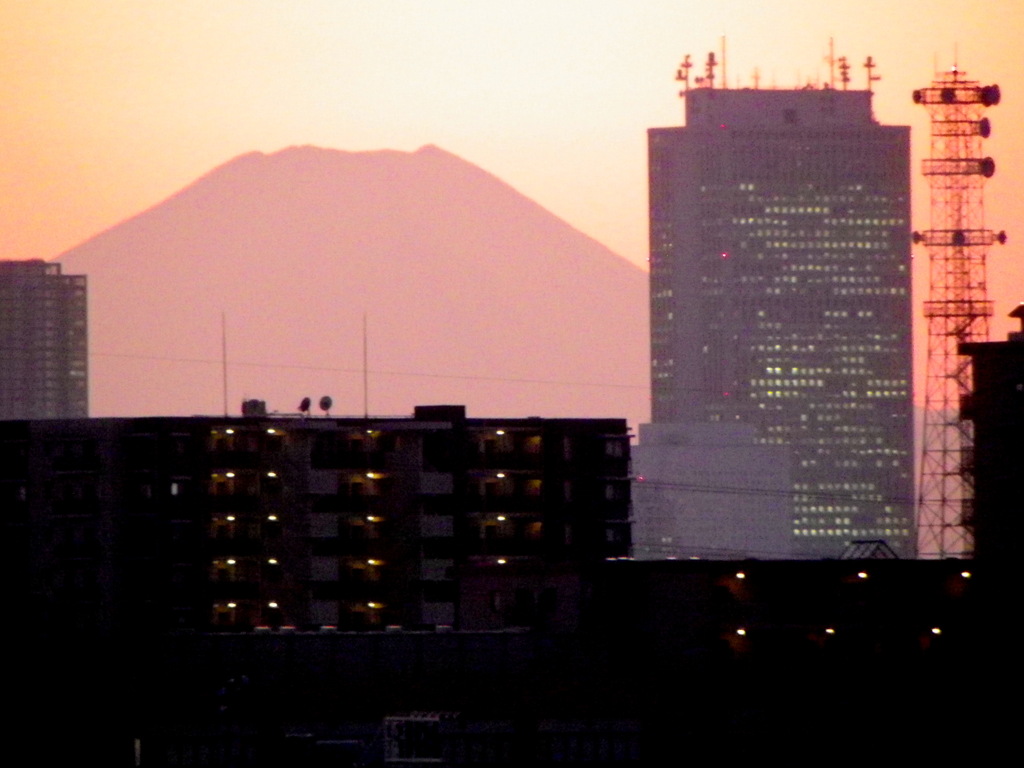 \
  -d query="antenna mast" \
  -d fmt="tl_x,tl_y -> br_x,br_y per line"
363,313 -> 369,419
827,37 -> 835,89
675,54 -> 692,96
913,67 -> 1006,558
704,51 -> 717,89
721,36 -> 727,89
221,311 -> 228,417
864,56 -> 881,93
